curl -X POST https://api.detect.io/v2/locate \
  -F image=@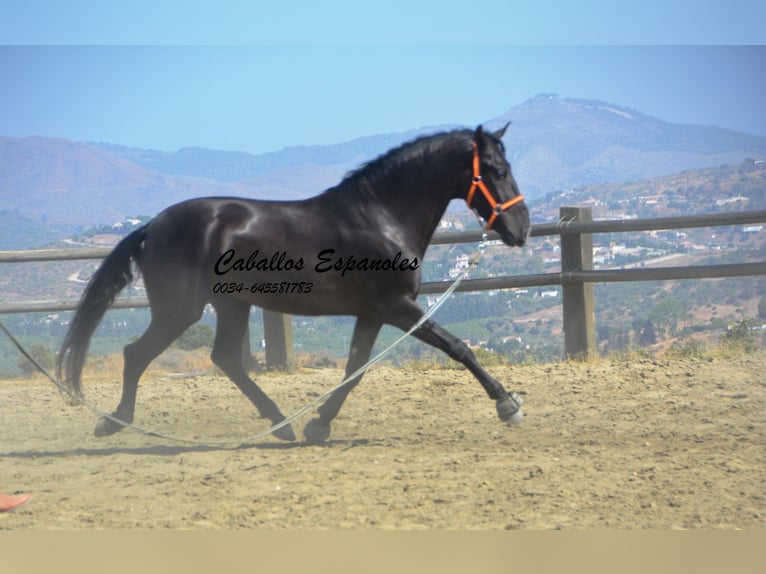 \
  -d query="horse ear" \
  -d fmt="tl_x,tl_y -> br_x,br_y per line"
493,122 -> 511,139
474,123 -> 509,146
